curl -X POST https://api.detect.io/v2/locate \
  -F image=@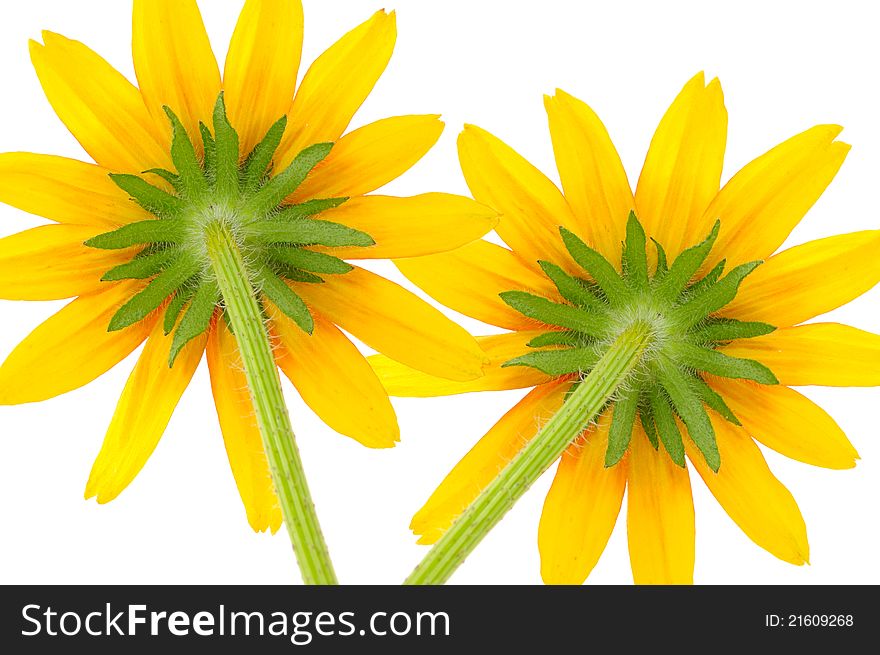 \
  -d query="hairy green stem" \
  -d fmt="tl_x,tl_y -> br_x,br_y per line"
205,221 -> 337,585
405,321 -> 653,585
